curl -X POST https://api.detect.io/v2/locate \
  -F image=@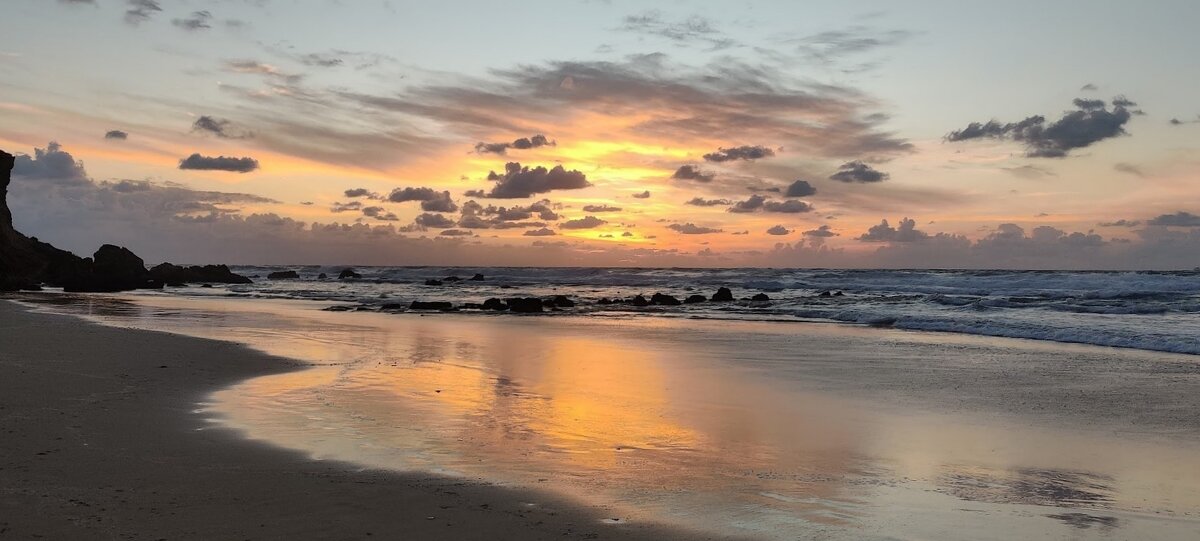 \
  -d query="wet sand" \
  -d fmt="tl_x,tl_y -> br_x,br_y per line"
5,293 -> 1200,540
0,300 -> 730,540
